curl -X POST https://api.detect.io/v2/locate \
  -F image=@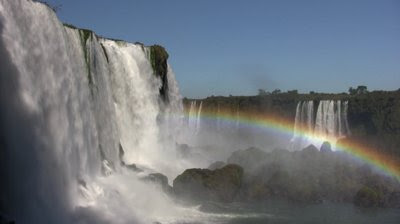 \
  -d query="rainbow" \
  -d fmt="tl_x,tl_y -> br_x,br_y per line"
183,106 -> 400,181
